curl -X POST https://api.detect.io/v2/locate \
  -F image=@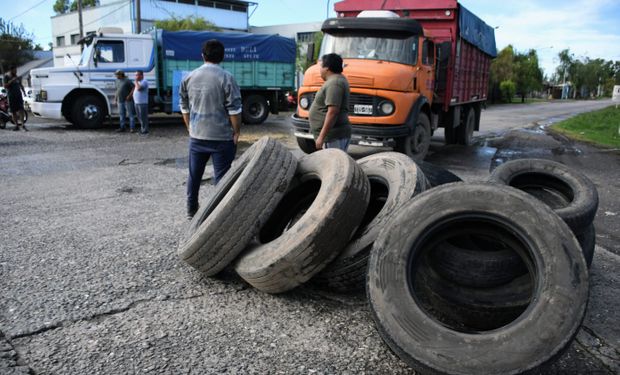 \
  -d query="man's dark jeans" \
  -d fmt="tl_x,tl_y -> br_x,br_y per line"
187,138 -> 236,211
